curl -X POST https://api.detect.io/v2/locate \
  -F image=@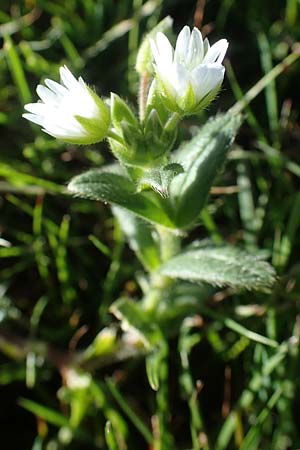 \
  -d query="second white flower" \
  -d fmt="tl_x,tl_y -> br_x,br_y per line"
151,26 -> 228,114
